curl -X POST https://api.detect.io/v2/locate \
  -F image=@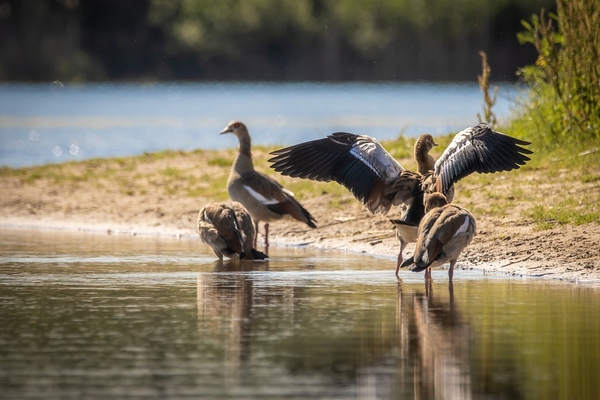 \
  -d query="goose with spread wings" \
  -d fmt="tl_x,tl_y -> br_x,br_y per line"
269,123 -> 531,266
